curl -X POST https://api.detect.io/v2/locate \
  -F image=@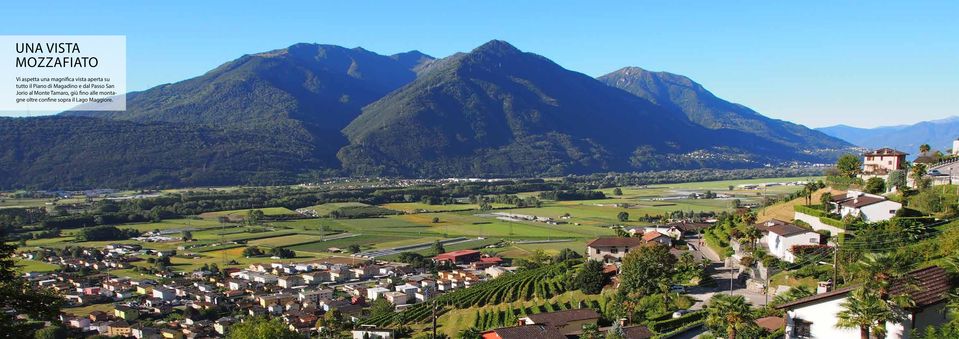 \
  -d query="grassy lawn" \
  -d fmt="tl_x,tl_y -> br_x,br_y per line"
15,258 -> 60,273
246,234 -> 329,248
63,302 -> 116,317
